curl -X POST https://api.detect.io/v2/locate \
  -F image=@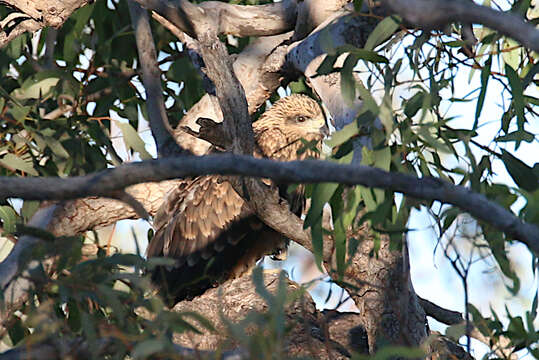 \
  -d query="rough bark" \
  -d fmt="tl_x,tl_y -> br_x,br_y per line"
0,0 -> 90,48
171,270 -> 363,359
